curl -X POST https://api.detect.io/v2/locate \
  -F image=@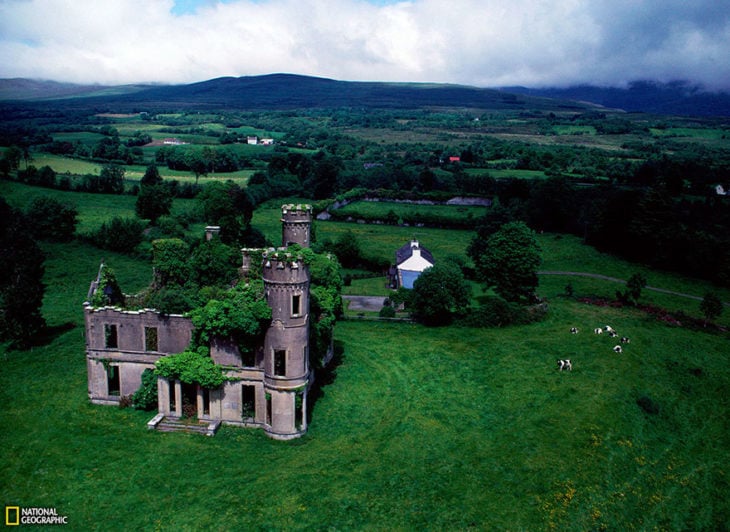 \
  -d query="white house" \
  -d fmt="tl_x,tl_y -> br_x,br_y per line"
392,240 -> 434,289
